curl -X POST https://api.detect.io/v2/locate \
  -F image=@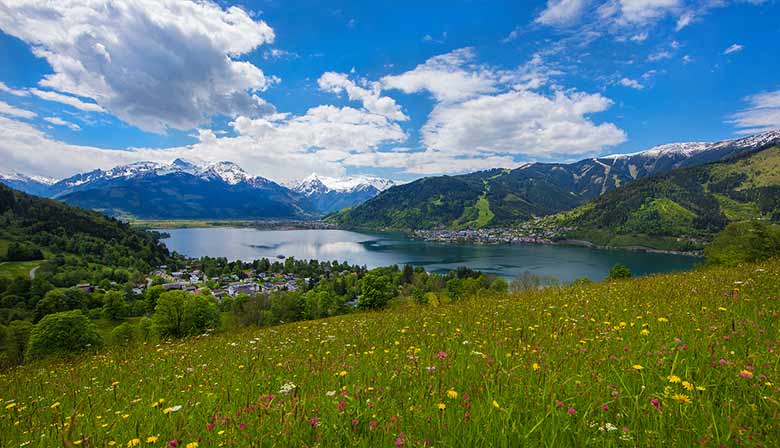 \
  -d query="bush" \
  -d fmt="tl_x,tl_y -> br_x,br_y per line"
608,264 -> 632,280
358,271 -> 396,309
102,290 -> 126,321
26,310 -> 102,360
110,322 -> 135,346
1,320 -> 33,367
153,291 -> 219,338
